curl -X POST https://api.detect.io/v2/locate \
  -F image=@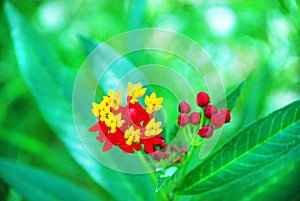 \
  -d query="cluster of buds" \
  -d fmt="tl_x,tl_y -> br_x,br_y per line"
88,82 -> 166,154
178,91 -> 231,138
151,144 -> 188,164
